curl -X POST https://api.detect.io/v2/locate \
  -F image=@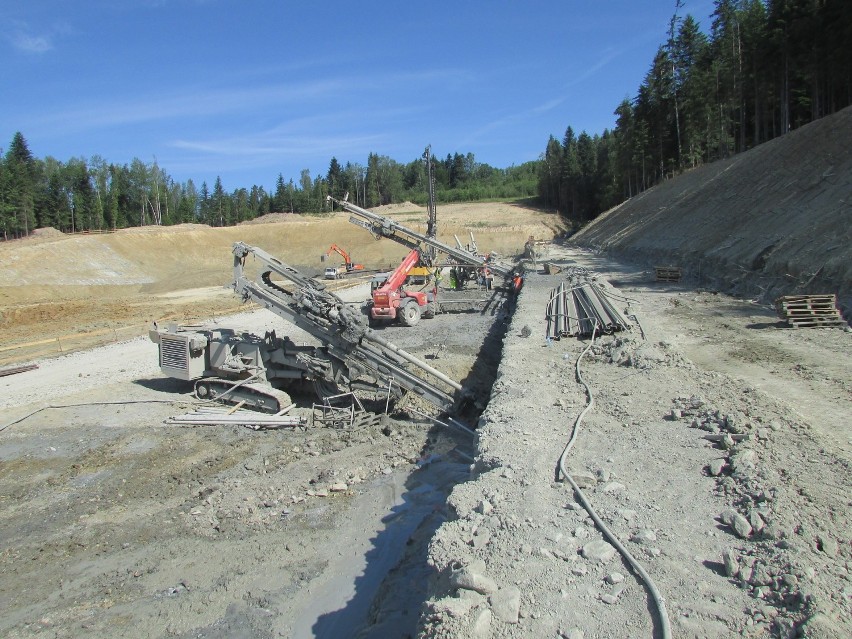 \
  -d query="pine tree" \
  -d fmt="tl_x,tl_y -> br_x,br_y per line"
274,174 -> 286,212
3,132 -> 38,236
327,157 -> 342,204
213,176 -> 226,226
